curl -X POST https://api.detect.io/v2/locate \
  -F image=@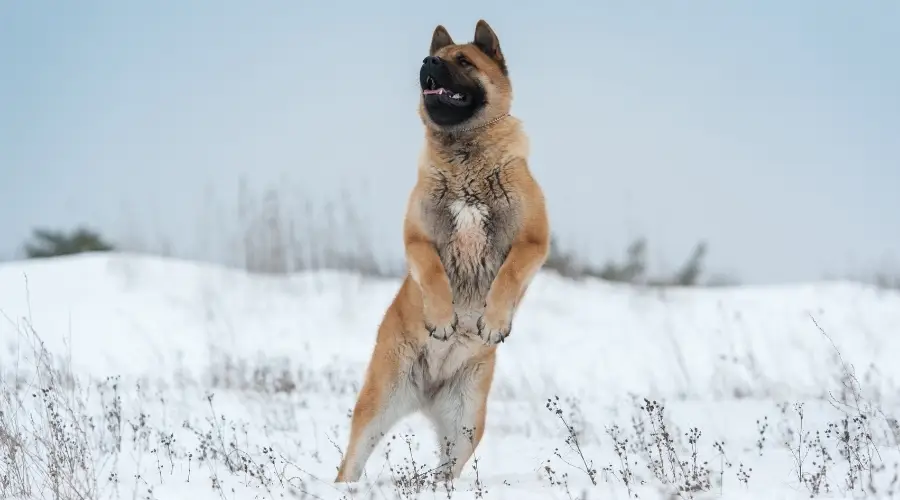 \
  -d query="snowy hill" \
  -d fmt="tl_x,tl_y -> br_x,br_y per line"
3,252 -> 899,399
1,253 -> 899,499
